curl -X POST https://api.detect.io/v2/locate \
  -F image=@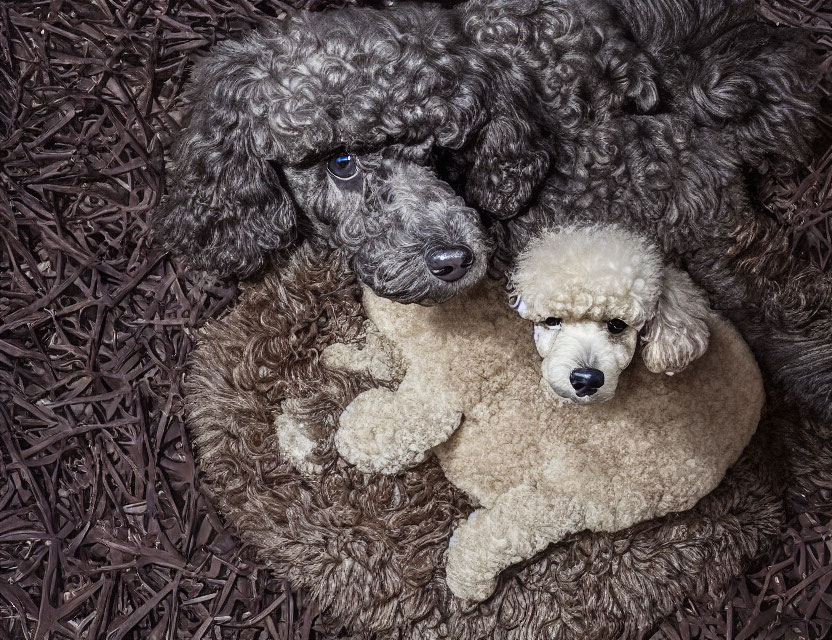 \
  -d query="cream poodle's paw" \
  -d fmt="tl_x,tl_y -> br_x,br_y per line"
336,387 -> 462,475
322,323 -> 404,383
445,548 -> 498,602
334,422 -> 427,475
448,510 -> 478,550
445,512 -> 499,602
